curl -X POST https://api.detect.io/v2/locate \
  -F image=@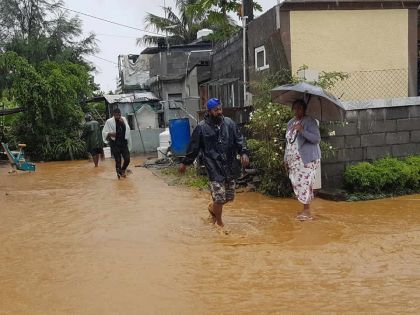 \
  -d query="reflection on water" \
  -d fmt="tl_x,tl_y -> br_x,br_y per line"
1,159 -> 420,314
